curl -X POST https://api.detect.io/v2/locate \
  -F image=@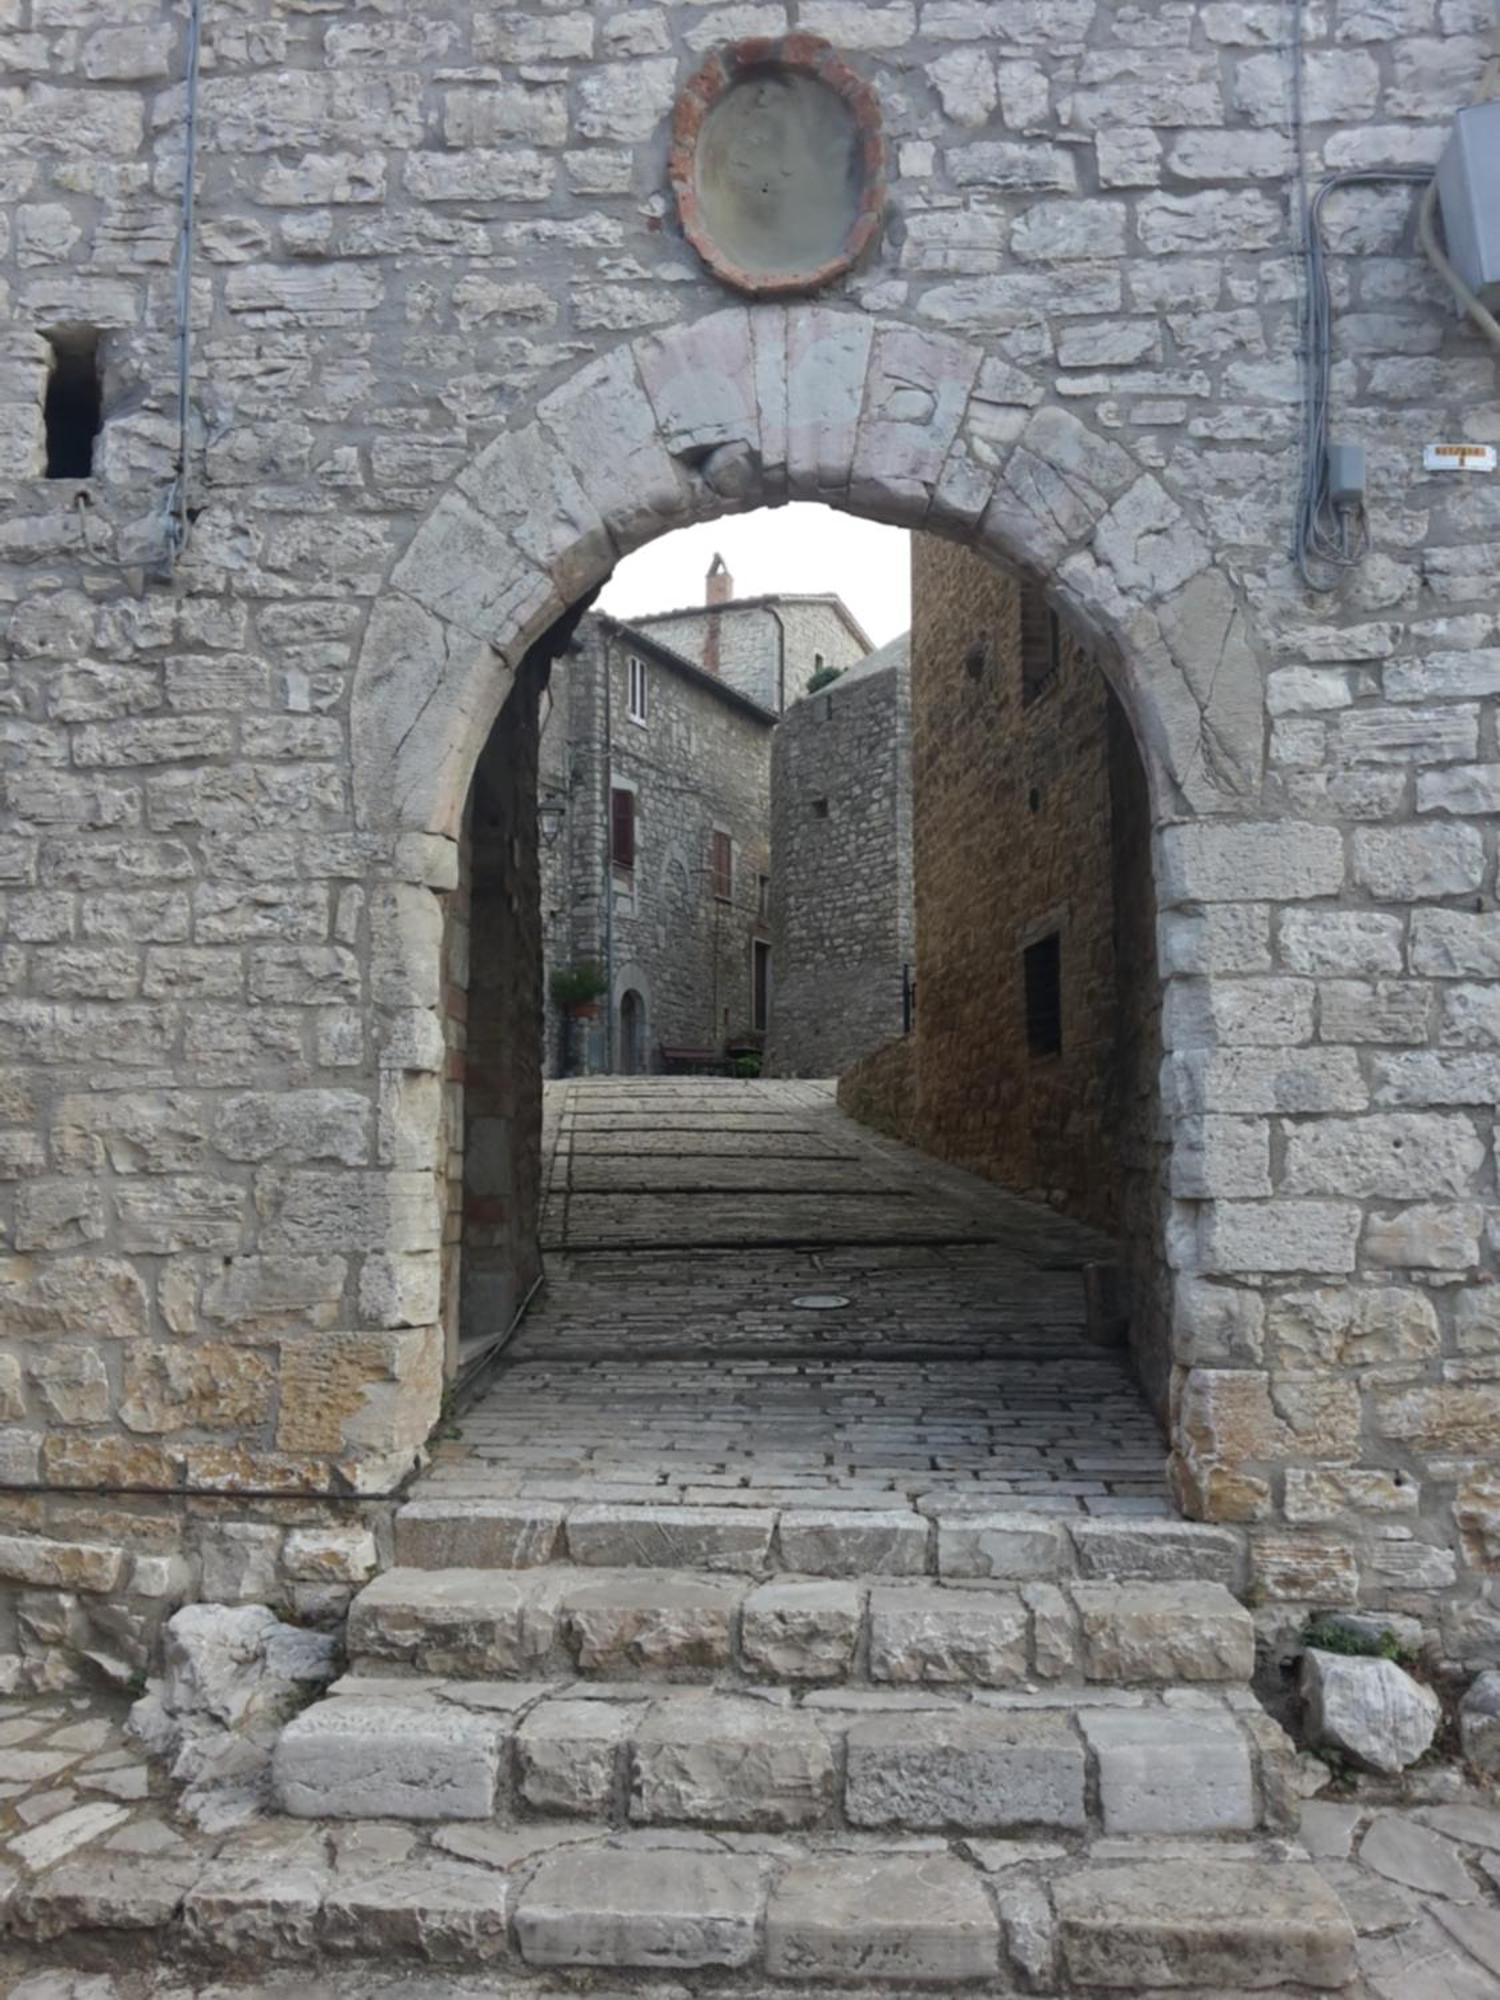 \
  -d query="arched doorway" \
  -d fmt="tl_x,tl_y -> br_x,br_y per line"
619,989 -> 645,1076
